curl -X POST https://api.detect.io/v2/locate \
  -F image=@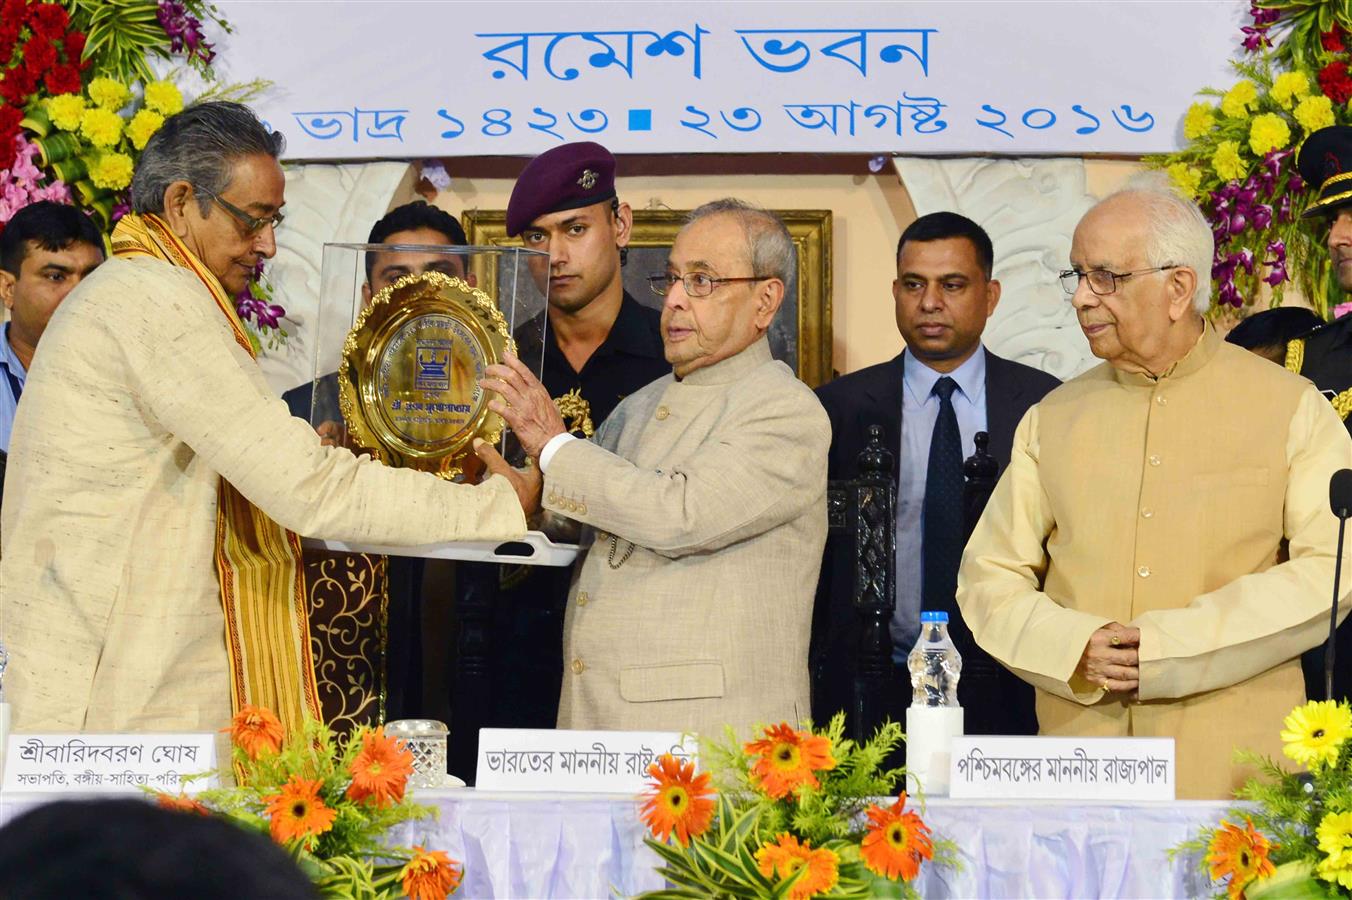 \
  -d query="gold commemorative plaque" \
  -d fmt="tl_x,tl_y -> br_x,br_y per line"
338,271 -> 515,480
